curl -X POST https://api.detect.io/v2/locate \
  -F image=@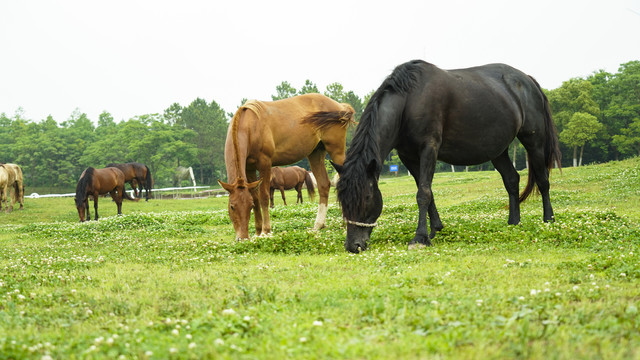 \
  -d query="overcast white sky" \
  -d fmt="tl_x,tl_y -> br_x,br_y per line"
1,0 -> 639,123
